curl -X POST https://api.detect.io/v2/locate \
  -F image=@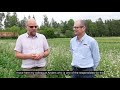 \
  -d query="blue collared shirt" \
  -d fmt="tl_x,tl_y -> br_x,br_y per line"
70,33 -> 100,69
